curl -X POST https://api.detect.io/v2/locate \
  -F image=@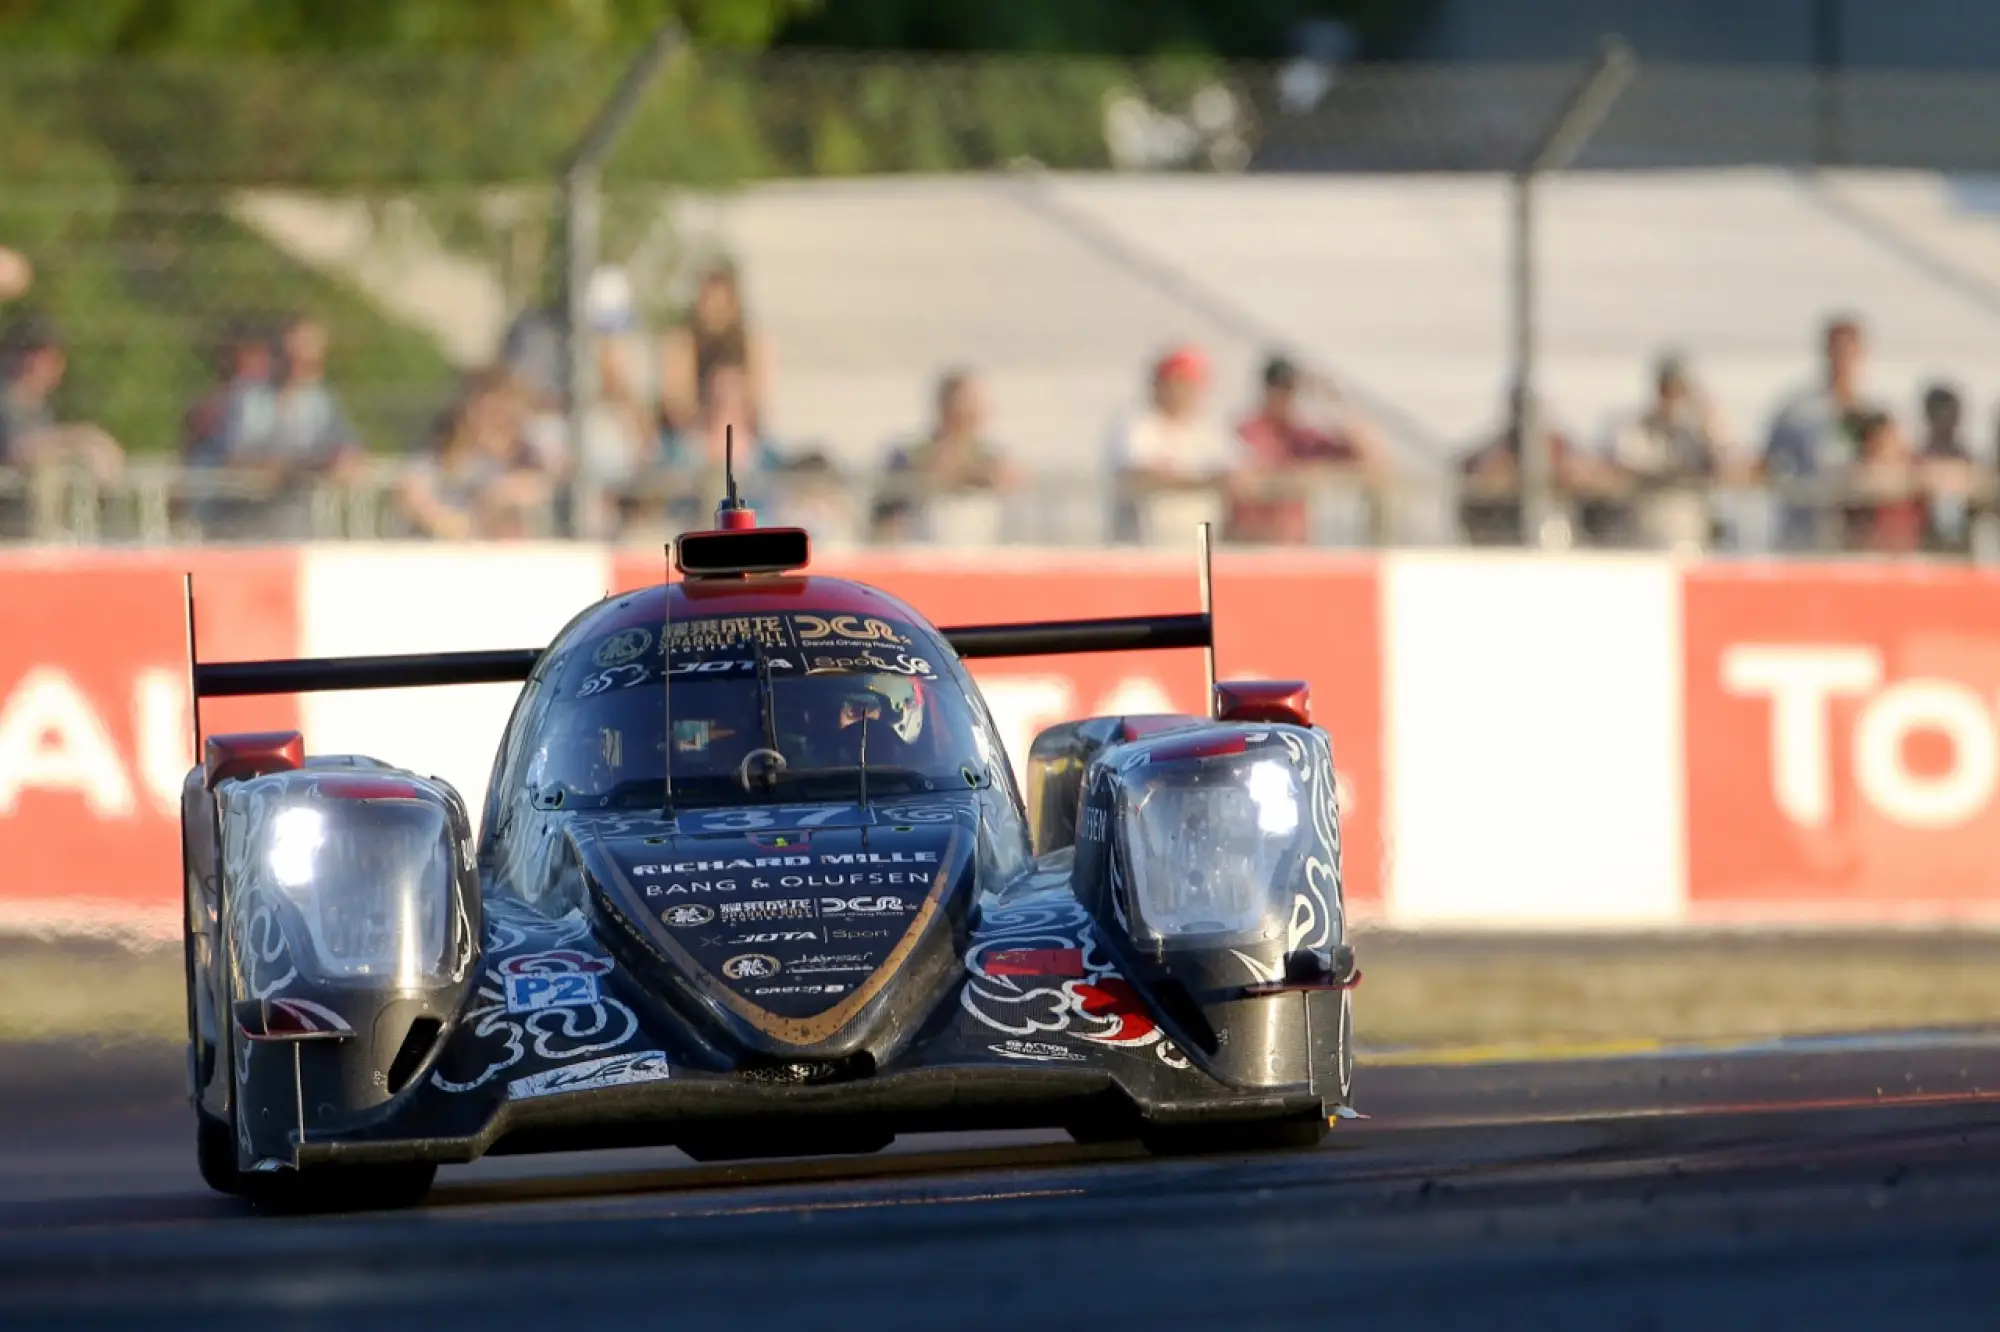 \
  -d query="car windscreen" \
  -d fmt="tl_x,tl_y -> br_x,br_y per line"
531,610 -> 992,808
